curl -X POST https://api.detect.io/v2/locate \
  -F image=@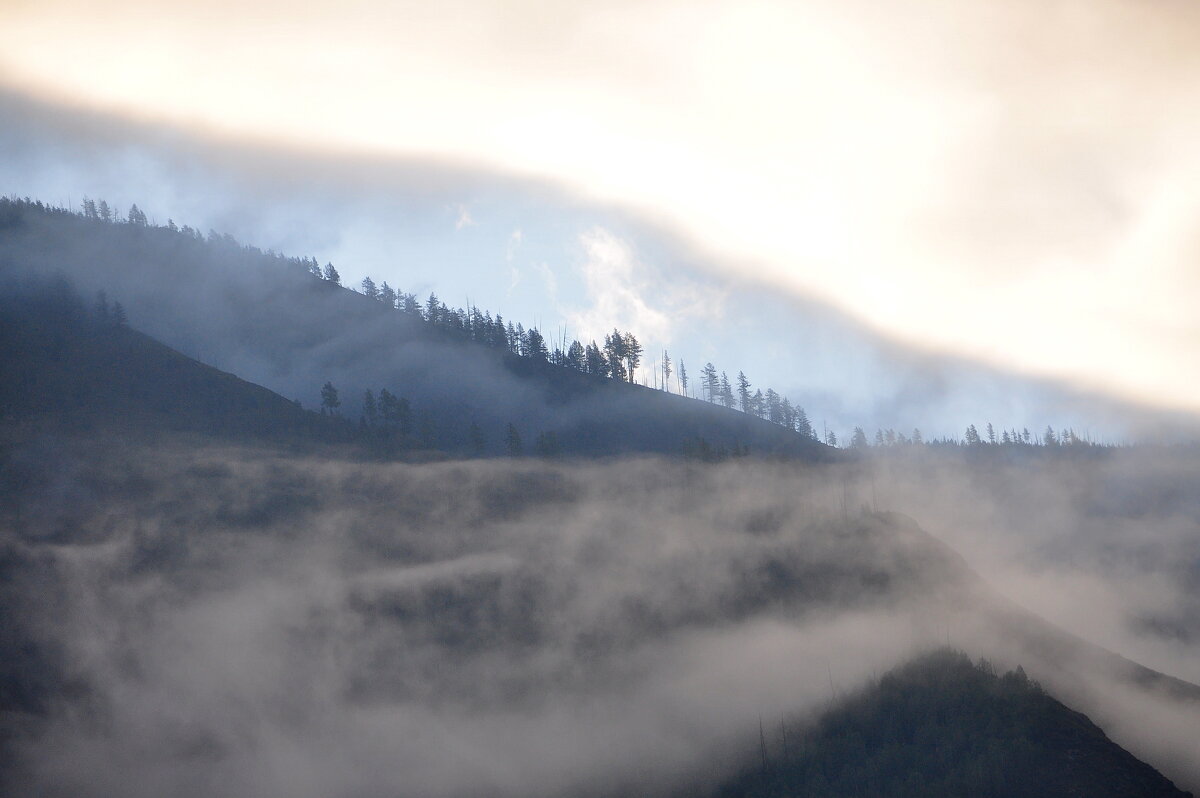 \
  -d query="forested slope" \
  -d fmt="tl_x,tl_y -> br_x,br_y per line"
713,649 -> 1192,798
0,198 -> 827,458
